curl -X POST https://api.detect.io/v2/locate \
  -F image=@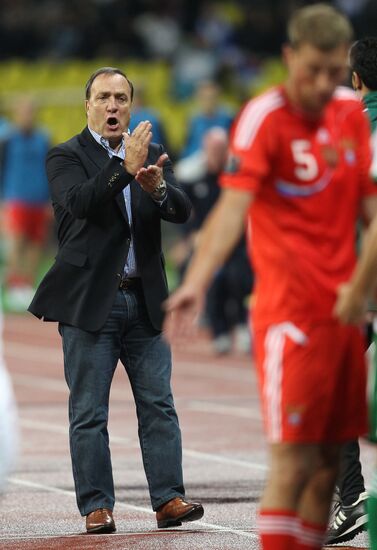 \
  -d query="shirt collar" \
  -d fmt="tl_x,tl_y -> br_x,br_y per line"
88,126 -> 125,159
